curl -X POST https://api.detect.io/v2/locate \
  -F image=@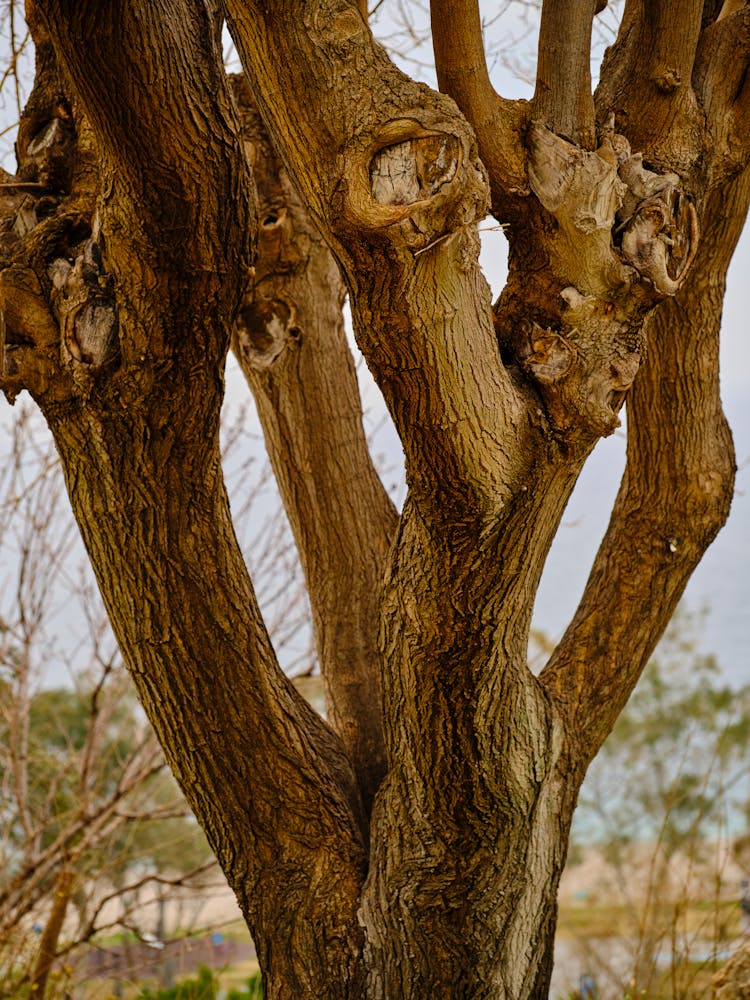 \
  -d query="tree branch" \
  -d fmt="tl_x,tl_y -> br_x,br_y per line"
693,6 -> 750,179
641,0 -> 704,91
539,165 -> 750,762
10,7 -> 370,988
430,0 -> 528,211
596,0 -> 706,175
35,0 -> 254,366
534,0 -> 598,148
47,403 -> 369,992
229,76 -> 396,811
224,0 -> 526,512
